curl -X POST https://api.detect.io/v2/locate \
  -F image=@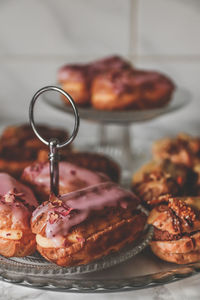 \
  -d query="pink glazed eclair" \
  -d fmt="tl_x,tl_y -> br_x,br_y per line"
31,181 -> 146,266
21,162 -> 109,203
